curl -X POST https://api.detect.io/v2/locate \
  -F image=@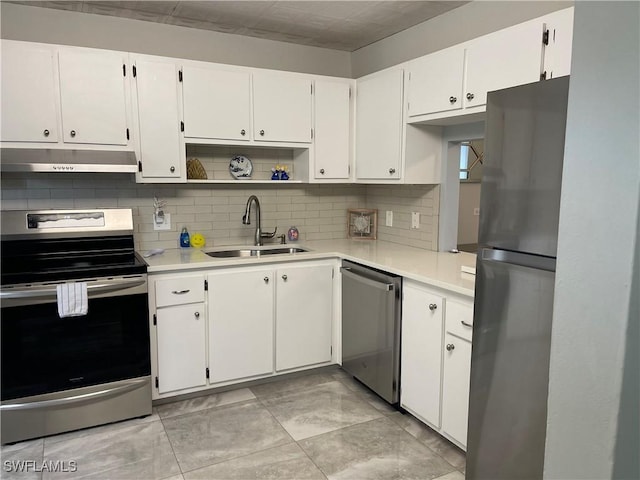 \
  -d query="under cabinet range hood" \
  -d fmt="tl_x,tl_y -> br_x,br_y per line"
0,148 -> 138,173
